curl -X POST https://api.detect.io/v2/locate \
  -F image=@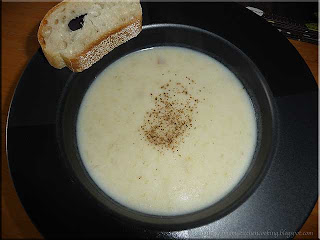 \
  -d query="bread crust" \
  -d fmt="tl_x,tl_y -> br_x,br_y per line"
64,15 -> 142,72
37,1 -> 142,72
